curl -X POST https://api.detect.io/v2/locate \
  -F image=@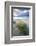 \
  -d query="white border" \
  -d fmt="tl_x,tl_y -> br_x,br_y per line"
9,5 -> 32,40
